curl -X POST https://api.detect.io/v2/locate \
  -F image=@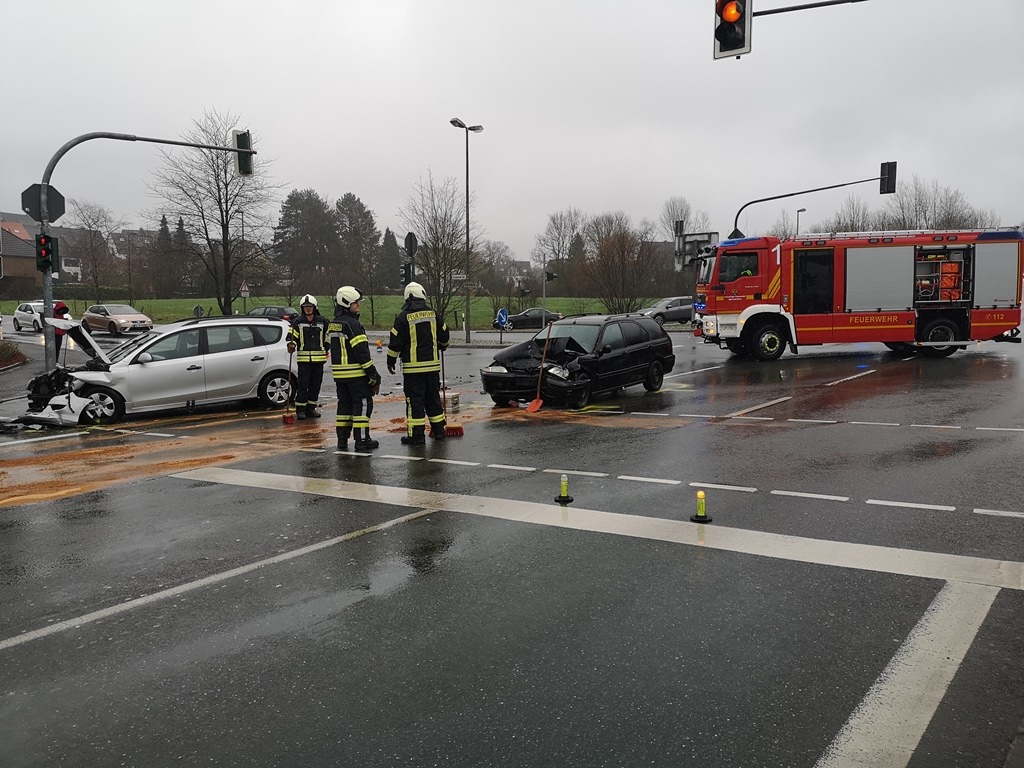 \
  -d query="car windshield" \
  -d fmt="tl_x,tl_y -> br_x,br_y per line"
645,299 -> 671,309
533,323 -> 600,353
105,304 -> 138,314
106,330 -> 161,363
